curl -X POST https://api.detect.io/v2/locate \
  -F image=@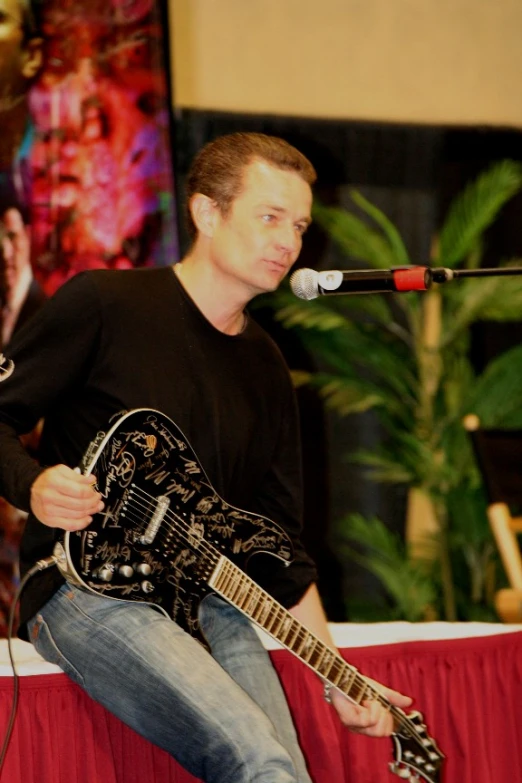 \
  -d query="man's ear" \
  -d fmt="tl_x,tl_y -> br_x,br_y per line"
21,38 -> 44,80
190,193 -> 219,238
